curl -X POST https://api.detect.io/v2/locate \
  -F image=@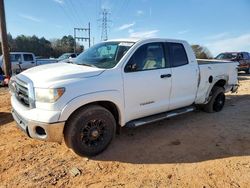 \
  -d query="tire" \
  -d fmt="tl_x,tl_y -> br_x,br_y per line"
64,105 -> 116,157
203,86 -> 225,113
